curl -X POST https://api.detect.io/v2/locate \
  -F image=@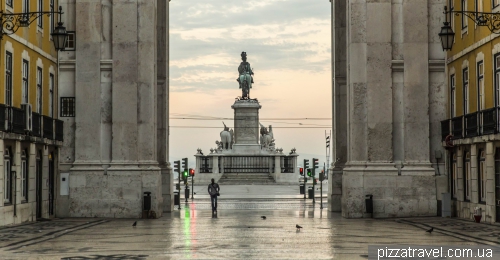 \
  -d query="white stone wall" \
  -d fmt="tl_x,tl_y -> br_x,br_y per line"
58,0 -> 170,218
334,0 -> 446,218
